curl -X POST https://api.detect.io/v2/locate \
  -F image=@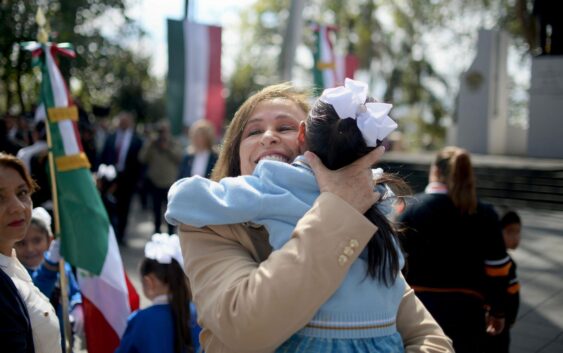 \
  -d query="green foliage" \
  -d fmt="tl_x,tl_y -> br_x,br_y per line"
0,0 -> 161,123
